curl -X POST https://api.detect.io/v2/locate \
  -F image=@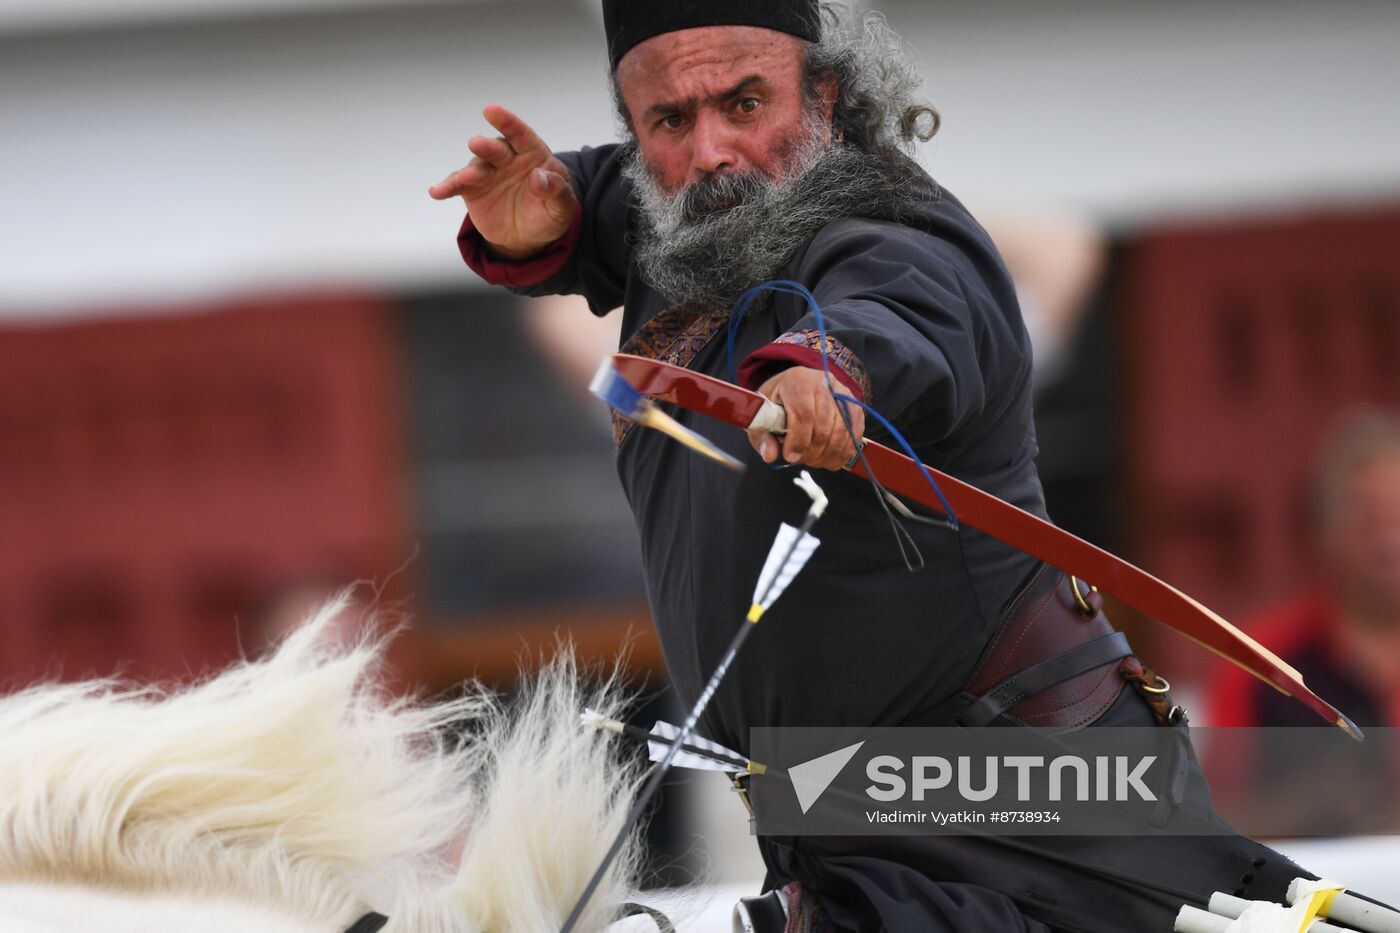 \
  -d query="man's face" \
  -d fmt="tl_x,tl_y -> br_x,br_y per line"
615,26 -> 829,196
